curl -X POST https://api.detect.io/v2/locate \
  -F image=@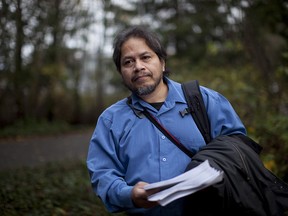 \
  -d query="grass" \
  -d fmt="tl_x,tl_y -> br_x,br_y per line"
0,119 -> 91,138
0,160 -> 125,216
